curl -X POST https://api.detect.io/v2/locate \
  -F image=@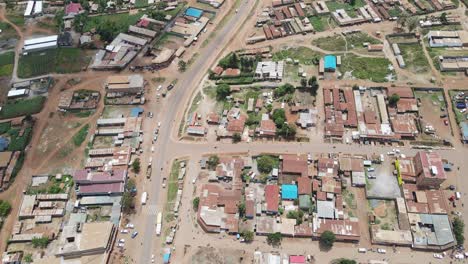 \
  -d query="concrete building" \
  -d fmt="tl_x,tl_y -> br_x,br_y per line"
428,30 -> 468,48
105,75 -> 144,94
23,35 -> 58,52
413,151 -> 446,189
255,61 -> 284,80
